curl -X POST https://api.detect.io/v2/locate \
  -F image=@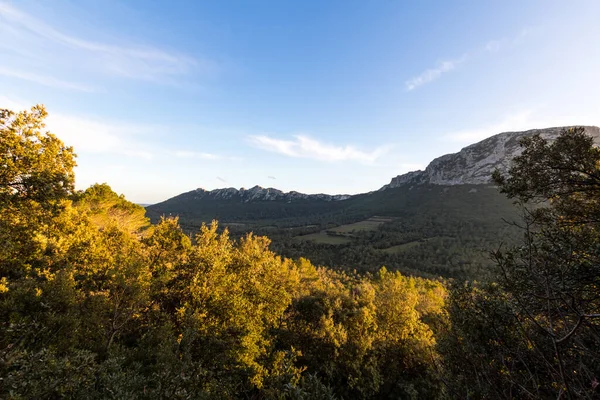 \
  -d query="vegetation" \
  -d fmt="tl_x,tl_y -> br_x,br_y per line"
1,106 -> 447,398
2,106 -> 599,399
441,127 -> 600,398
148,184 -> 522,280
